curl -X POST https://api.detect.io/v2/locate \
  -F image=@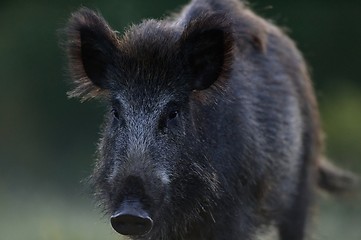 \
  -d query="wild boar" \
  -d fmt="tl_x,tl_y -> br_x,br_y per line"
64,0 -> 356,239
